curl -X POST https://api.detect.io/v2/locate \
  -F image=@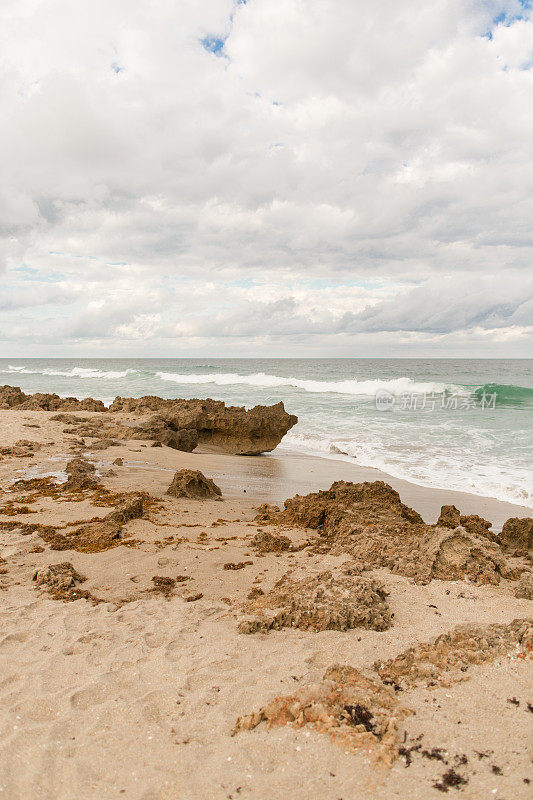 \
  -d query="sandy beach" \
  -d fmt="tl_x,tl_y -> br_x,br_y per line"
0,407 -> 531,800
